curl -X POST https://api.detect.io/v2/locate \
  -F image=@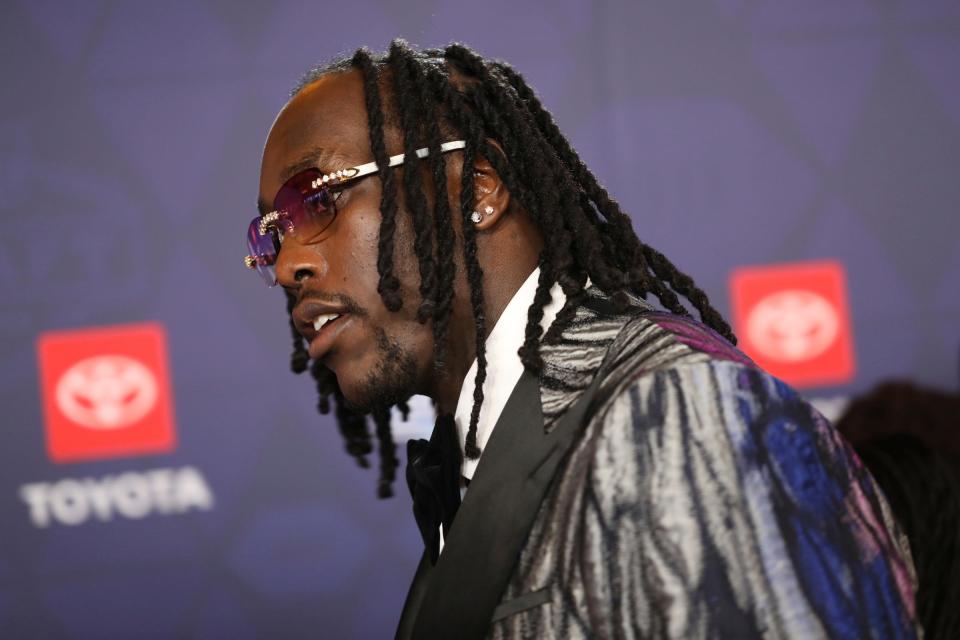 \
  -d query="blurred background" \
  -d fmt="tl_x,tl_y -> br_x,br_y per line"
1,1 -> 958,637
